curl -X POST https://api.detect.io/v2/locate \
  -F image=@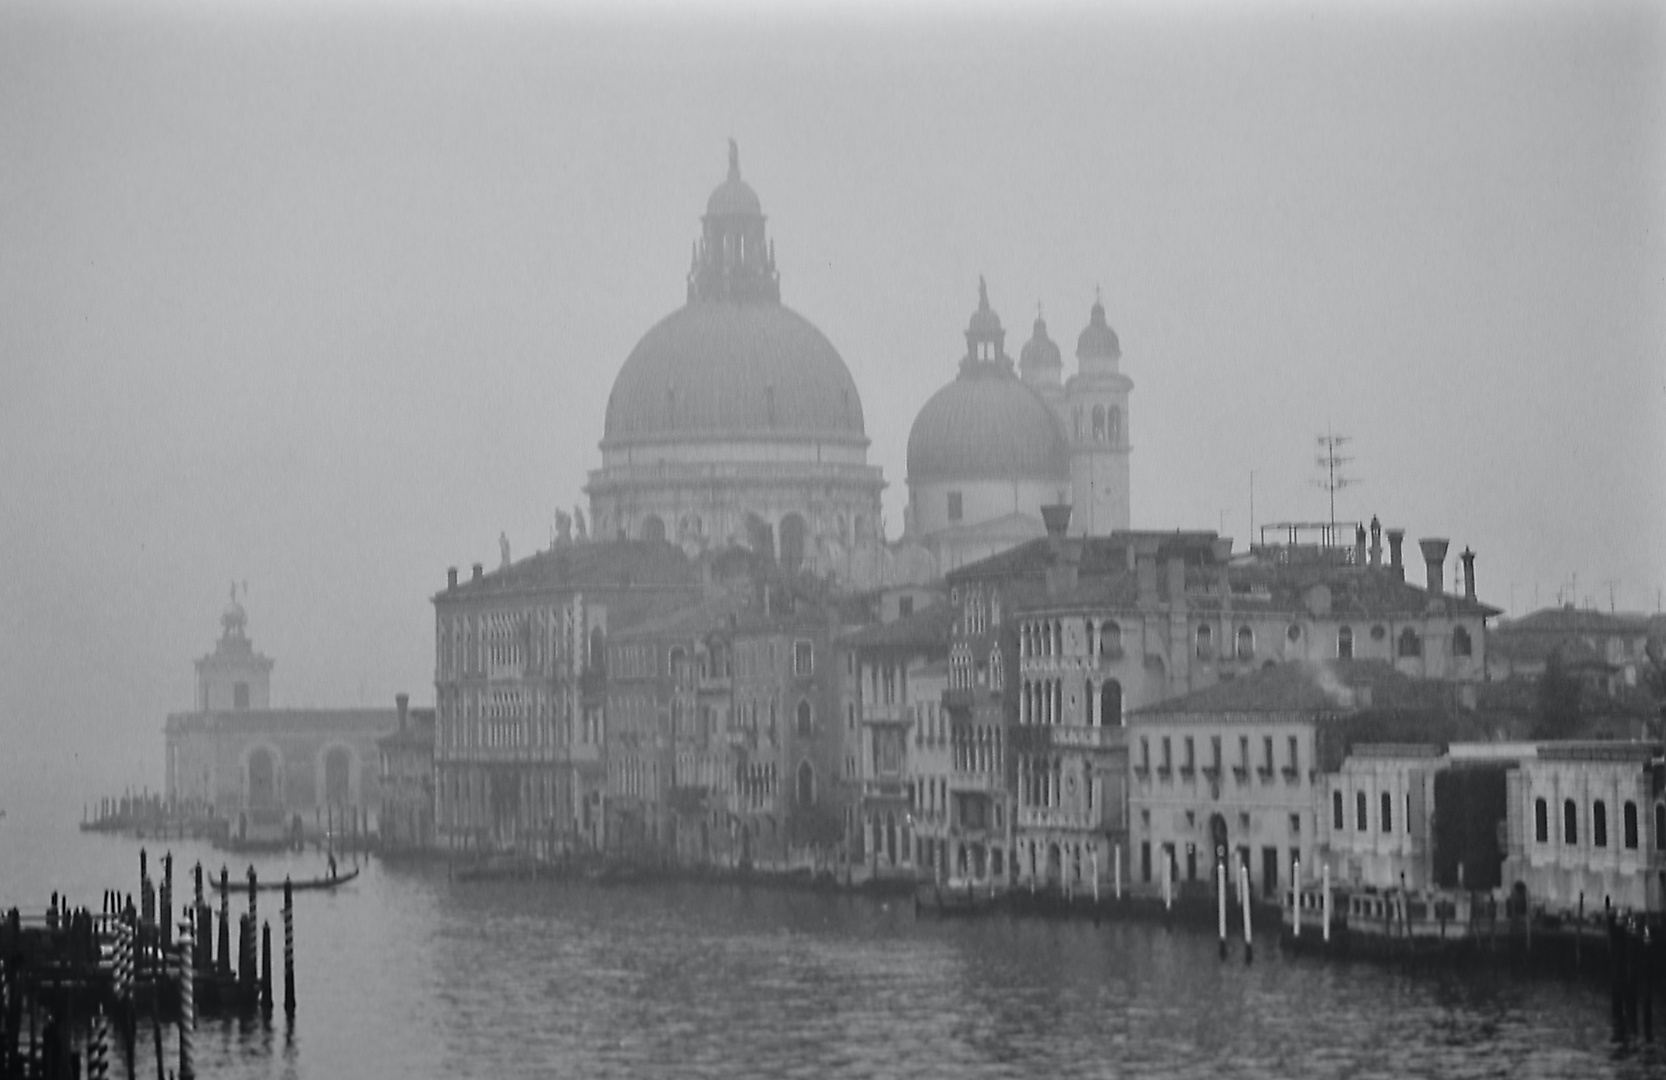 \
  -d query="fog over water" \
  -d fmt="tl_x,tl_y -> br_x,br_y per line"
1,0 -> 1662,810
